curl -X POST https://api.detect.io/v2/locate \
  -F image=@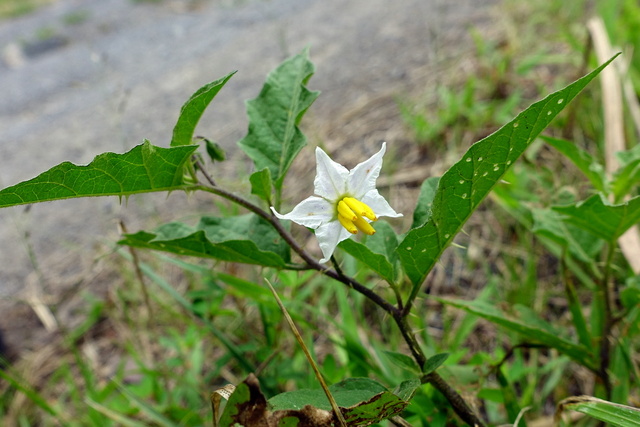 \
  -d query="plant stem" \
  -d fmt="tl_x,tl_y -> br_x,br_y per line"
394,312 -> 485,426
194,167 -> 485,425
195,183 -> 399,315
422,371 -> 484,427
598,242 -> 616,399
